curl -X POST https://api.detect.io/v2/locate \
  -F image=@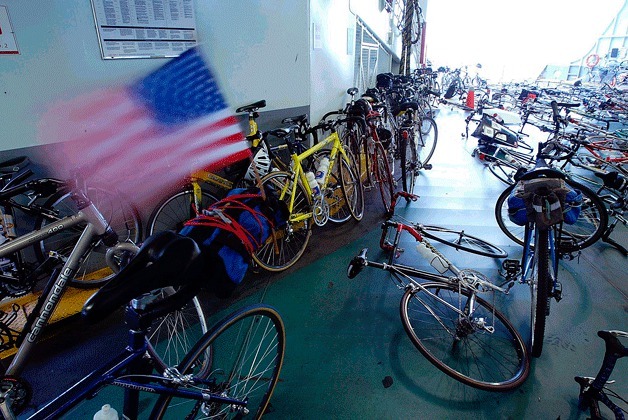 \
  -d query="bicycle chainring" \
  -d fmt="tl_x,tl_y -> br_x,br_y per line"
312,195 -> 329,226
0,276 -> 35,299
0,376 -> 32,416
